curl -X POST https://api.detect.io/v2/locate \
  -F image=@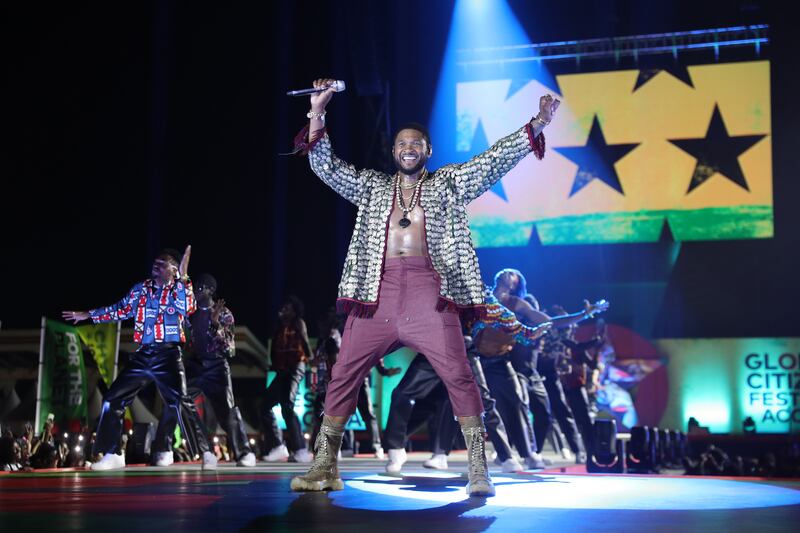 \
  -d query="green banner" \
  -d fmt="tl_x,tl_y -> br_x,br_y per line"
39,319 -> 89,433
77,323 -> 117,387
